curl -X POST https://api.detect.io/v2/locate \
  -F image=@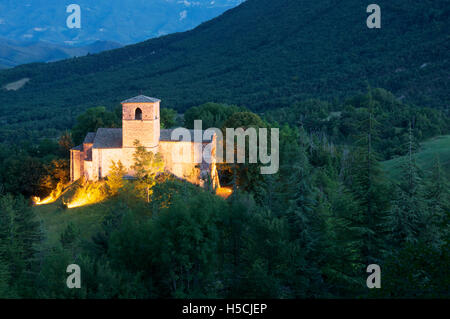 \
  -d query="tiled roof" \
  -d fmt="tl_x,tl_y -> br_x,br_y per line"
121,95 -> 161,103
160,129 -> 214,142
93,128 -> 123,149
71,144 -> 82,151
83,128 -> 213,149
83,132 -> 96,144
